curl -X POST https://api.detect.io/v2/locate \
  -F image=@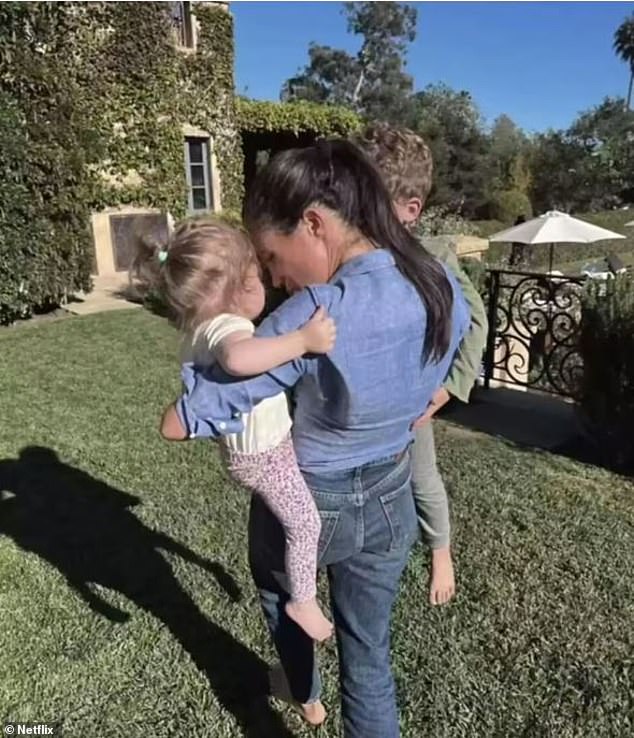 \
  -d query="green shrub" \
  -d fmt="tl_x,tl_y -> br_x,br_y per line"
490,189 -> 532,224
578,274 -> 634,472
485,242 -> 513,267
0,77 -> 93,324
0,94 -> 43,322
0,4 -> 100,323
237,98 -> 361,137
473,219 -> 506,238
459,257 -> 489,304
417,205 -> 479,237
